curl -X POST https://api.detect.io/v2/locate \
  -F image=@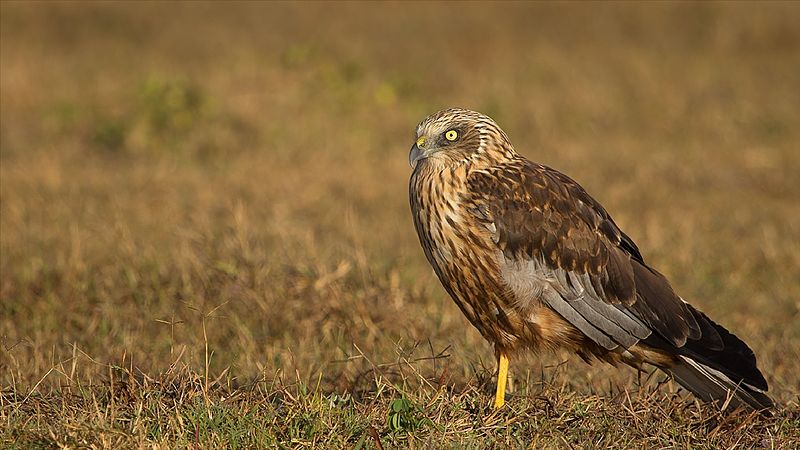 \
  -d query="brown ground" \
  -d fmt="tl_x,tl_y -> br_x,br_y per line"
2,2 -> 798,447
